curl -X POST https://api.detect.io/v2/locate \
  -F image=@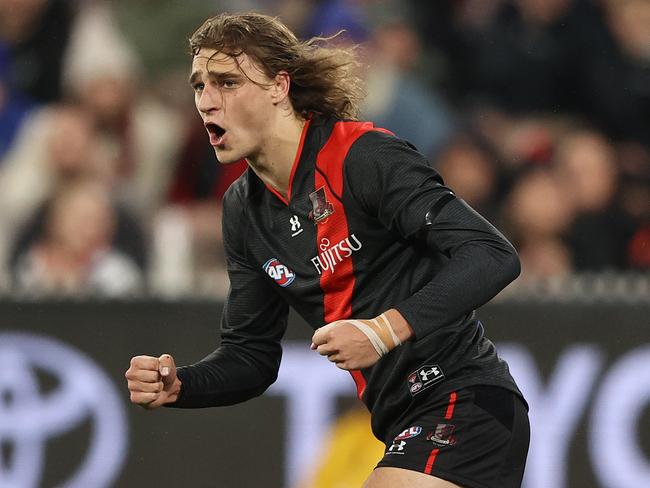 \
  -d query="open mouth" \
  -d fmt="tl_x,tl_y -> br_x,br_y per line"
205,122 -> 226,146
